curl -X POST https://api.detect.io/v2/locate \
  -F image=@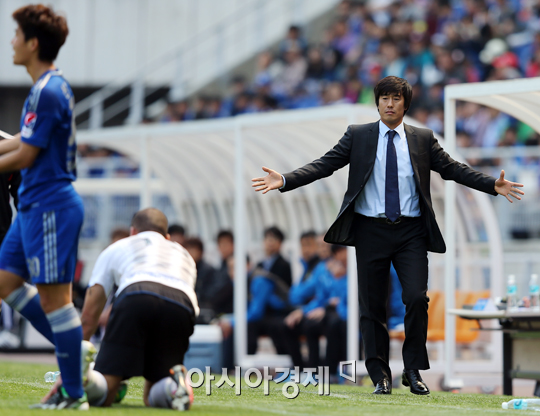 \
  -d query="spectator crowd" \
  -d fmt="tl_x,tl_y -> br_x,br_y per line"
157,0 -> 540,157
